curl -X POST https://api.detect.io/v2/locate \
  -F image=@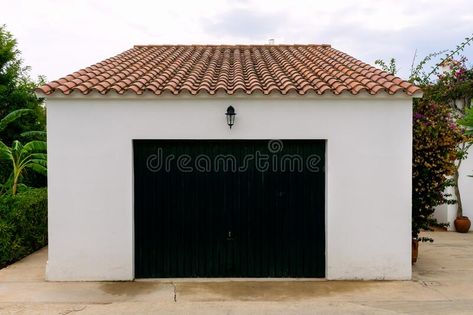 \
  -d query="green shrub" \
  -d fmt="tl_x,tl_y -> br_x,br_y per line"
0,188 -> 47,268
